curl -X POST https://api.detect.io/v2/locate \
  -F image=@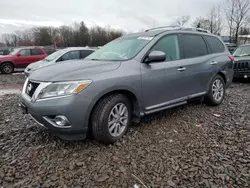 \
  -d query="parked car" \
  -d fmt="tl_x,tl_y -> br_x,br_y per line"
0,47 -> 13,55
233,44 -> 250,79
24,47 -> 95,76
0,47 -> 48,74
20,26 -> 234,144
